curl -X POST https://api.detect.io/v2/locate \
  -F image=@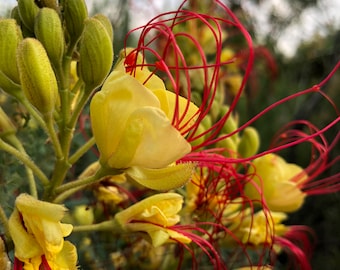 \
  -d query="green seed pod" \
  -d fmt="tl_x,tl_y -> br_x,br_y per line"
78,17 -> 113,90
34,8 -> 64,68
11,6 -> 32,38
237,126 -> 260,158
16,38 -> 59,116
220,105 -> 239,142
0,107 -> 17,138
0,19 -> 22,84
92,14 -> 114,43
63,0 -> 88,45
17,0 -> 40,33
215,134 -> 238,158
